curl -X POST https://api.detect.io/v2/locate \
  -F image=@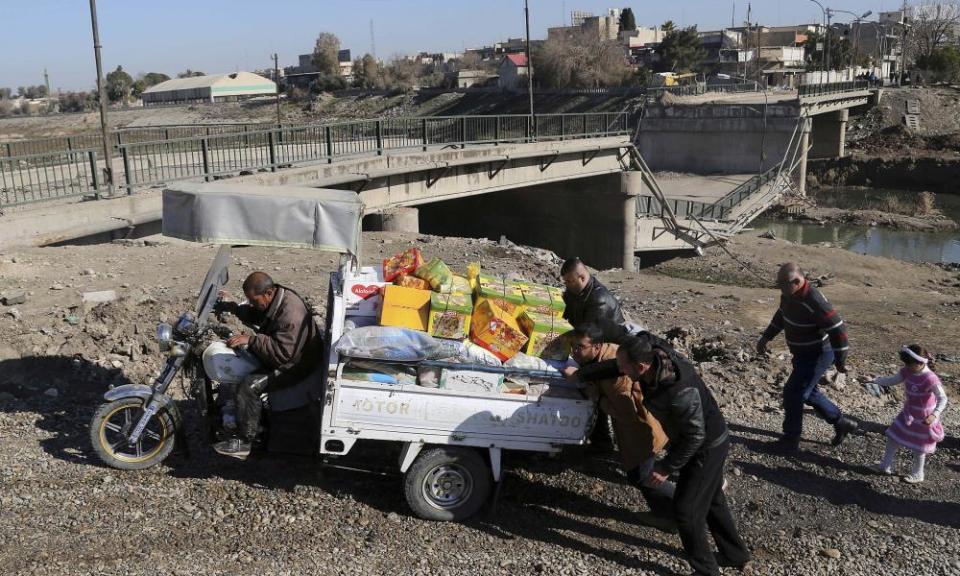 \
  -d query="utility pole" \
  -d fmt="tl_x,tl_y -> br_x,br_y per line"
370,19 -> 377,60
524,0 -> 535,136
898,0 -> 908,86
825,10 -> 832,79
272,53 -> 281,127
88,0 -> 114,196
43,68 -> 51,114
